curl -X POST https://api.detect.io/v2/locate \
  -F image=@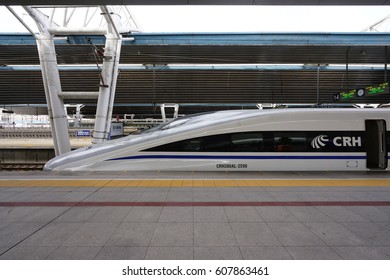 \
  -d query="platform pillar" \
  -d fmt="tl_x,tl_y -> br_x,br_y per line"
92,35 -> 122,144
36,34 -> 71,155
